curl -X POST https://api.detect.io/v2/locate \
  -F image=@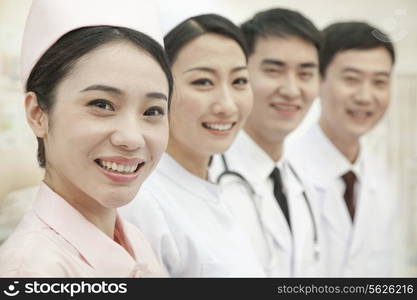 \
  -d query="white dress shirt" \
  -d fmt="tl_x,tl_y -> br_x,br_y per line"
210,131 -> 321,277
120,153 -> 265,277
286,123 -> 398,277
